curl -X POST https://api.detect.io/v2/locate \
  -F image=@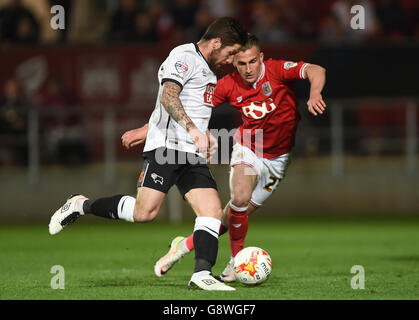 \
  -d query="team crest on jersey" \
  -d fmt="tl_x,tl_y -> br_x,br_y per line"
175,61 -> 188,73
284,61 -> 298,70
261,81 -> 272,96
237,96 -> 243,103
